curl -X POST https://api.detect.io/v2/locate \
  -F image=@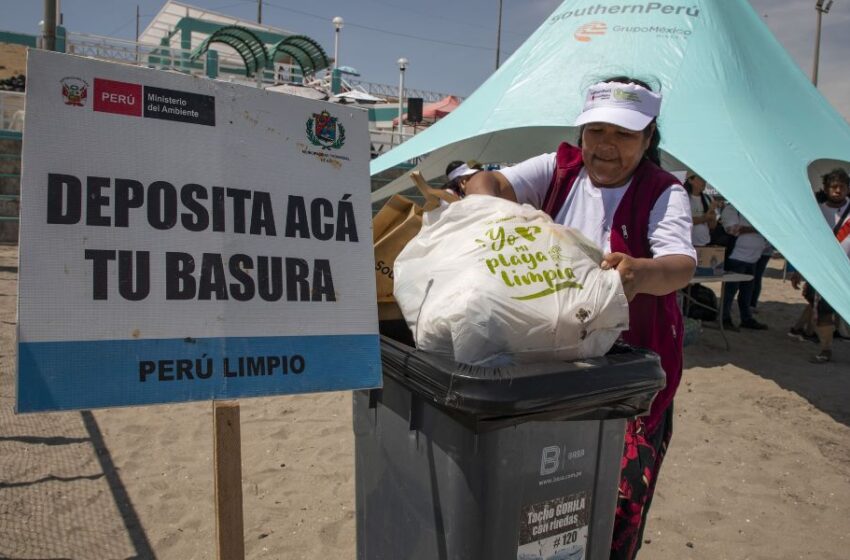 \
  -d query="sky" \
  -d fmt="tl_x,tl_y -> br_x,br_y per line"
3,0 -> 850,119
